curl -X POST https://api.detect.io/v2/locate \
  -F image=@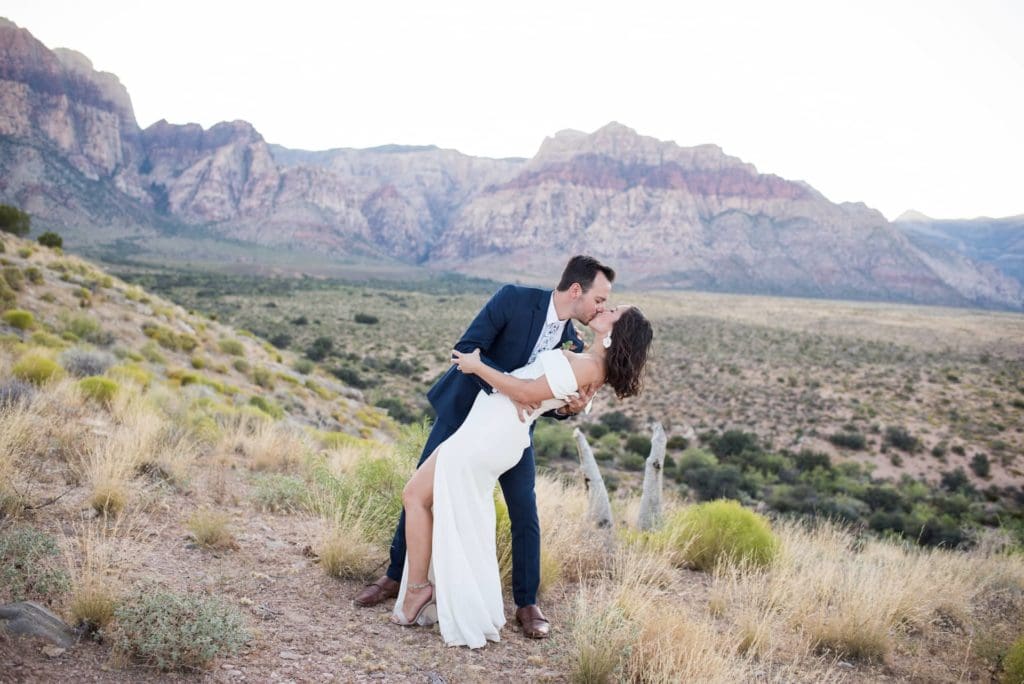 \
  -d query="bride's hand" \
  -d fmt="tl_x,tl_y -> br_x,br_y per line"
451,348 -> 483,375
